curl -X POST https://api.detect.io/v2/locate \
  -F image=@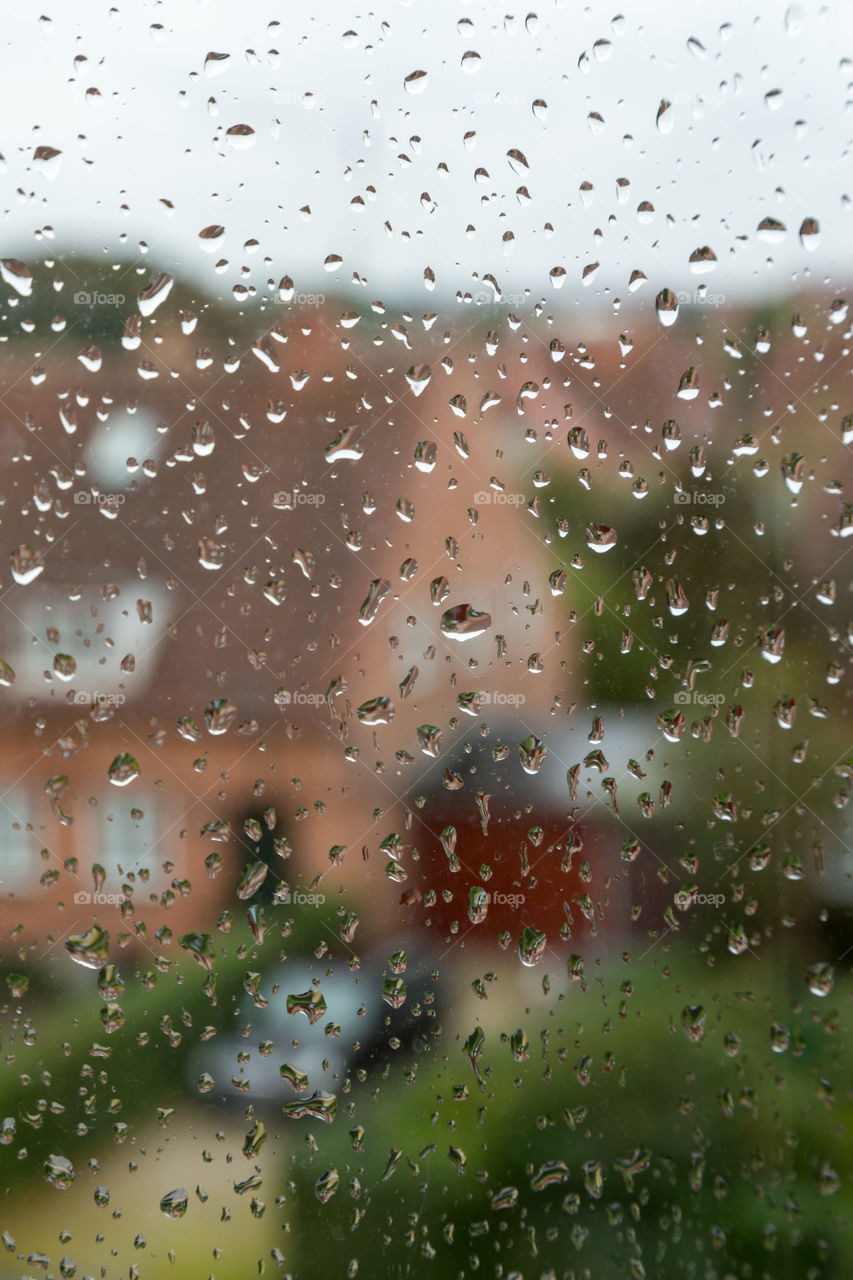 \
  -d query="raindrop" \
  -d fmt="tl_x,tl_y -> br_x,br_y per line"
518,927 -> 547,967
688,246 -> 717,274
655,288 -> 679,327
108,753 -> 140,786
666,580 -> 689,616
287,989 -> 328,1026
204,698 -> 237,734
357,696 -> 395,724
405,364 -> 432,396
225,123 -> 256,149
758,627 -> 785,664
440,604 -> 492,640
282,1092 -> 337,1123
138,273 -> 173,317
10,545 -> 44,585
757,216 -> 786,243
65,926 -> 110,970
806,963 -> 834,997
586,524 -> 617,553
44,1155 -> 75,1191
677,368 -> 700,399
656,100 -> 673,133
519,735 -> 547,774
160,1188 -> 188,1219
0,259 -> 33,297
799,217 -> 819,250
404,70 -> 428,94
